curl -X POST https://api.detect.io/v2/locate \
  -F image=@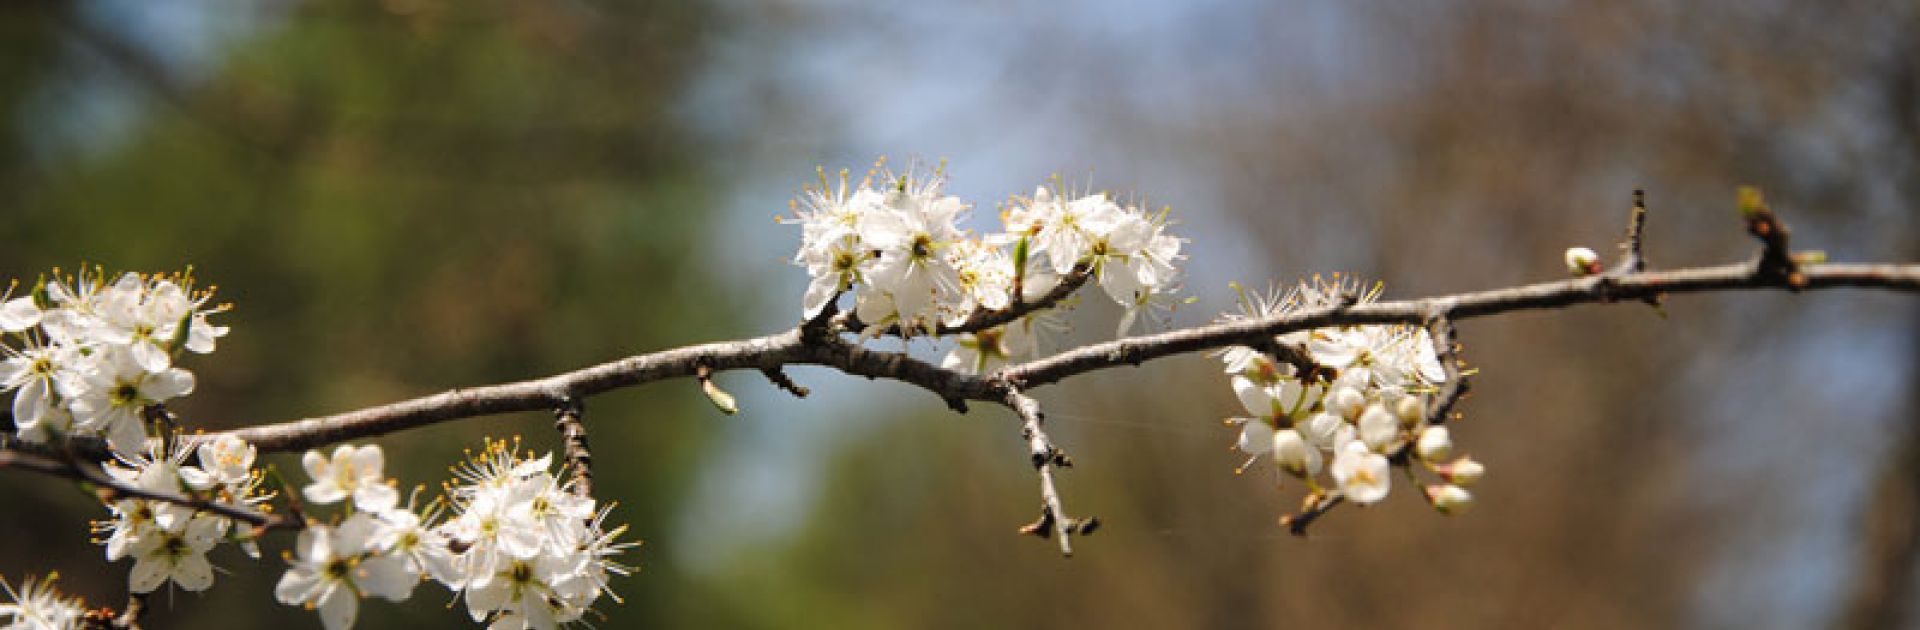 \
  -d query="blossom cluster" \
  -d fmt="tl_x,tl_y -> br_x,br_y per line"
0,573 -> 91,630
278,439 -> 632,630
1,268 -> 227,456
93,435 -> 271,596
1218,277 -> 1482,516
786,161 -> 1186,373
